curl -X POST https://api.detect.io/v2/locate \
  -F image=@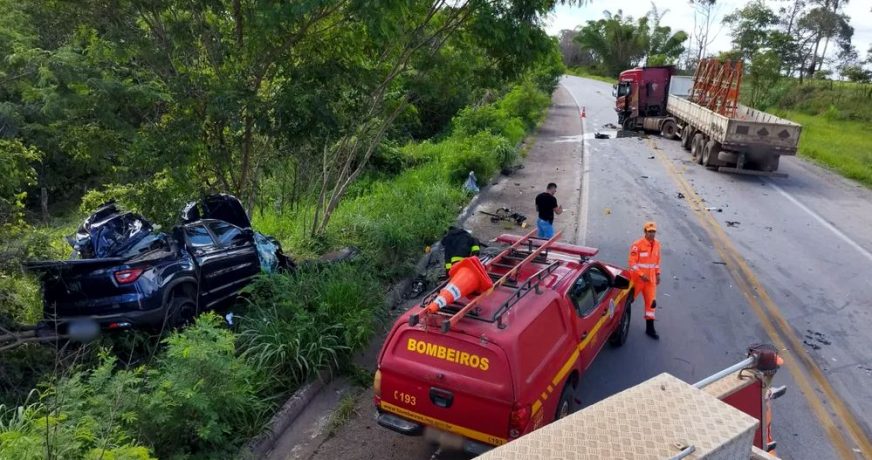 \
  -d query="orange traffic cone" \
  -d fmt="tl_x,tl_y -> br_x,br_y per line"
581,106 -> 586,118
423,257 -> 493,314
